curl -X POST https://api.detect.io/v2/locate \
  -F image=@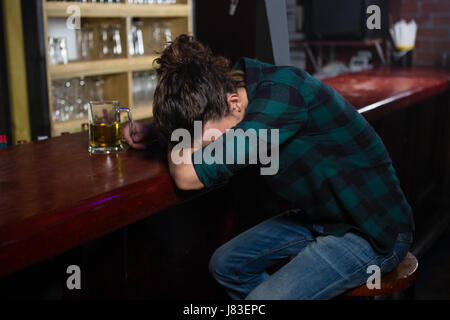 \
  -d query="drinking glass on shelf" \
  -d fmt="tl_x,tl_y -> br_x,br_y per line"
64,80 -> 76,121
94,77 -> 105,101
49,37 -> 69,65
99,23 -> 112,59
76,29 -> 88,61
144,72 -> 157,105
74,78 -> 88,120
132,72 -> 143,106
77,22 -> 124,61
49,38 -> 56,64
130,19 -> 145,56
58,38 -> 69,64
51,80 -> 64,122
127,0 -> 177,4
148,21 -> 162,53
162,21 -> 173,47
148,20 -> 173,53
133,71 -> 158,107
52,76 -> 106,124
111,24 -> 123,57
157,0 -> 177,4
77,24 -> 97,61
